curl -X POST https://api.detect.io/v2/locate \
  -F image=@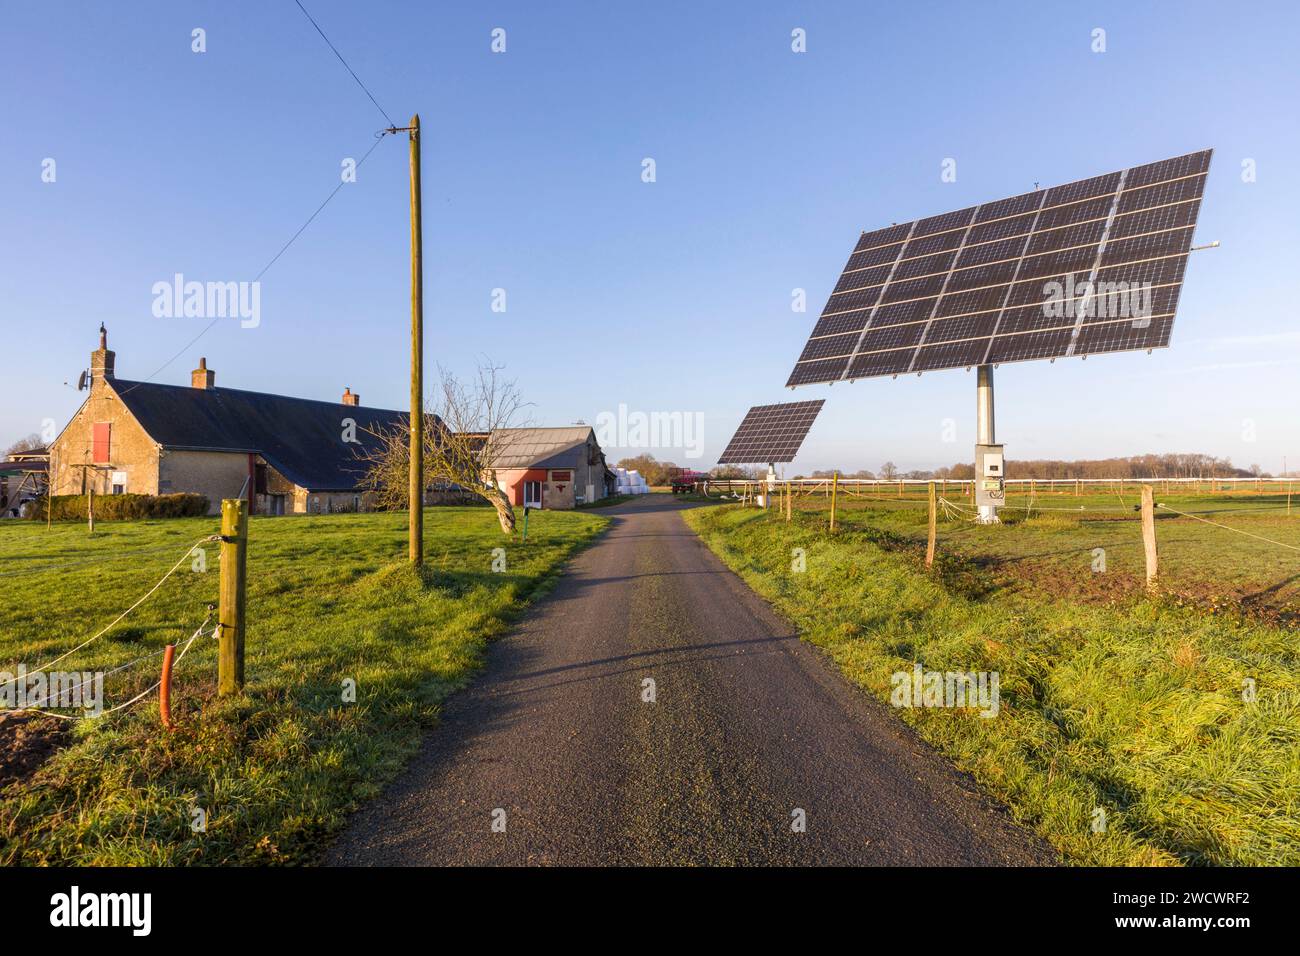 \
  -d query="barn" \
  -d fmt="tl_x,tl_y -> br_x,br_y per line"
486,427 -> 617,509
